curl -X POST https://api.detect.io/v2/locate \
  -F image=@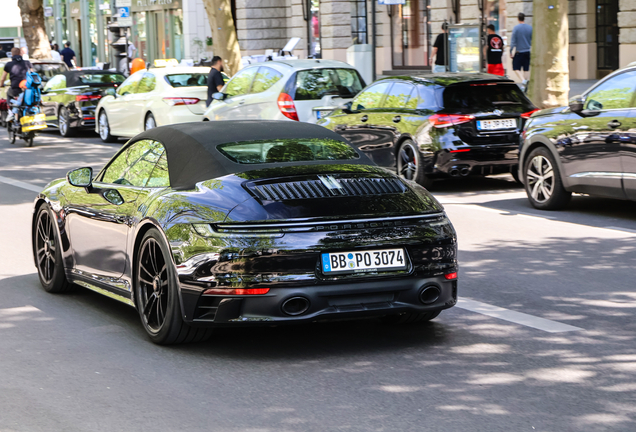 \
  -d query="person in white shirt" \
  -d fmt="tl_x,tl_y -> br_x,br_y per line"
50,44 -> 61,62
